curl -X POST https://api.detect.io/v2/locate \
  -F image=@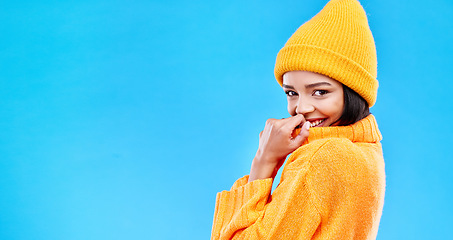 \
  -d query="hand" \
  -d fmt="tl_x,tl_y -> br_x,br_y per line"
249,115 -> 311,182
